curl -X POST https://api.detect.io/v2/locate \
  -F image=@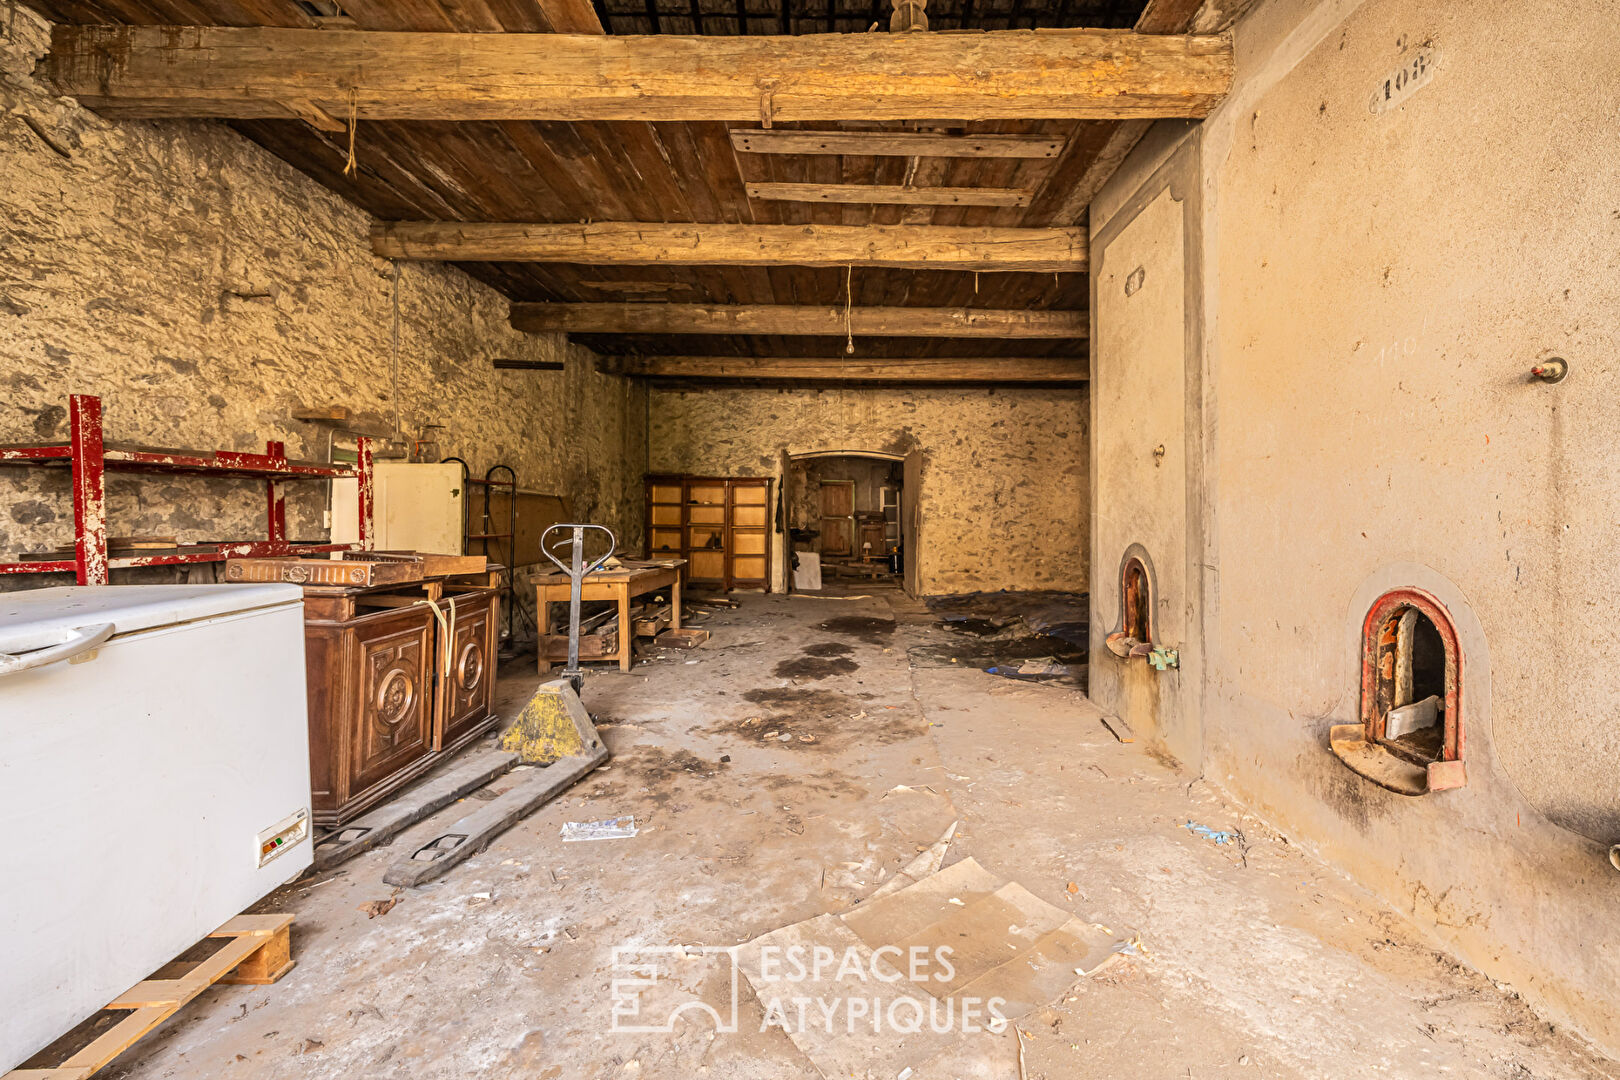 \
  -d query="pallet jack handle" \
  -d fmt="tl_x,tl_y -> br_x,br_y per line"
540,523 -> 617,693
